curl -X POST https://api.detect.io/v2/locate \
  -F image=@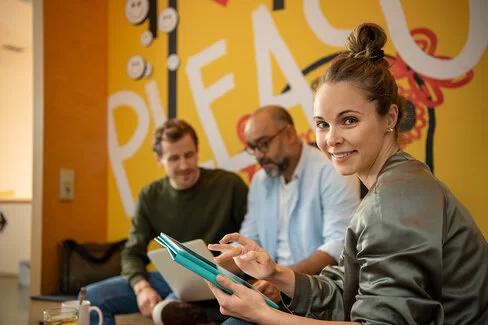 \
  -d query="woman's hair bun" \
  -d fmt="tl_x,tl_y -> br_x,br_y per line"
345,23 -> 387,61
